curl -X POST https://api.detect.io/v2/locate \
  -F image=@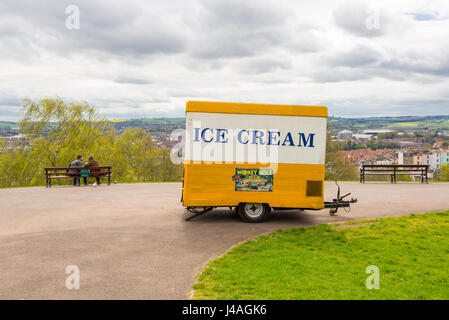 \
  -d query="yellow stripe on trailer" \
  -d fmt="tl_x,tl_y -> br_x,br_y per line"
186,100 -> 328,118
183,161 -> 324,209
